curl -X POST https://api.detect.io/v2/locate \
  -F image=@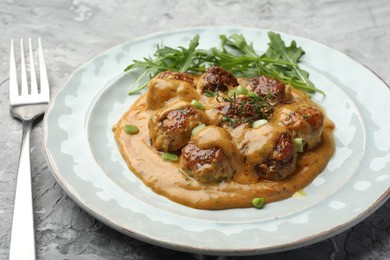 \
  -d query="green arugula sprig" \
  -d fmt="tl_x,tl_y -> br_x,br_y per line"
262,33 -> 323,94
124,32 -> 323,95
124,35 -> 212,94
211,32 -> 323,94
